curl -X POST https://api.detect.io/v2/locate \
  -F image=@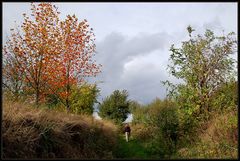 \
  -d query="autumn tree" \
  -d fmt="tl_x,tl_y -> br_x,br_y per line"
3,2 -> 101,109
46,14 -> 101,111
3,3 -> 62,106
98,90 -> 130,124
